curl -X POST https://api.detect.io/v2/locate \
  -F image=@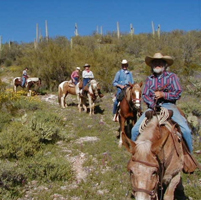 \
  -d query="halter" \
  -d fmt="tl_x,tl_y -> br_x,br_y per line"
130,158 -> 159,200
